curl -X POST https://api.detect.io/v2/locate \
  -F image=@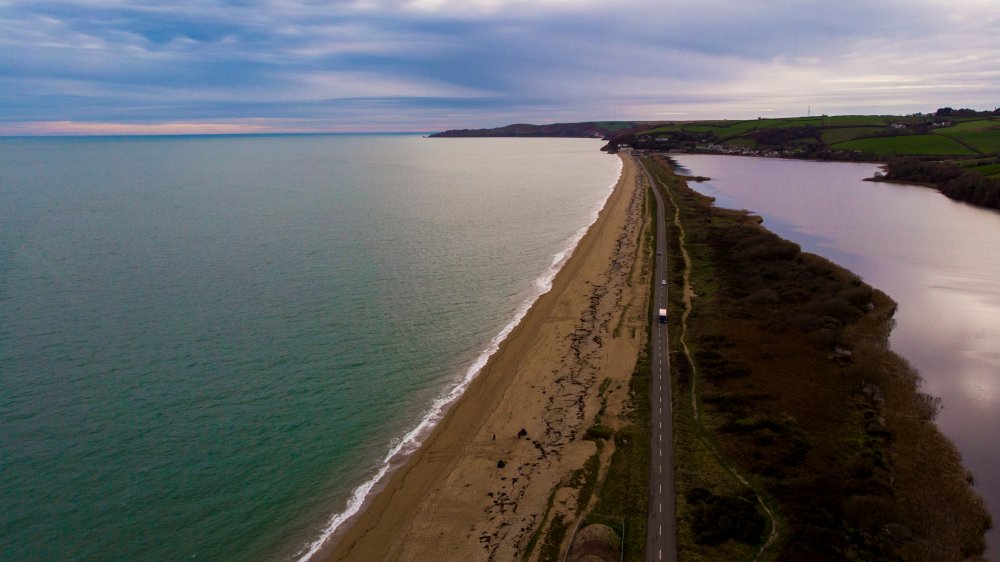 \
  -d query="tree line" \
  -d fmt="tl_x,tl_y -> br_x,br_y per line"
884,157 -> 1000,209
934,107 -> 1000,117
